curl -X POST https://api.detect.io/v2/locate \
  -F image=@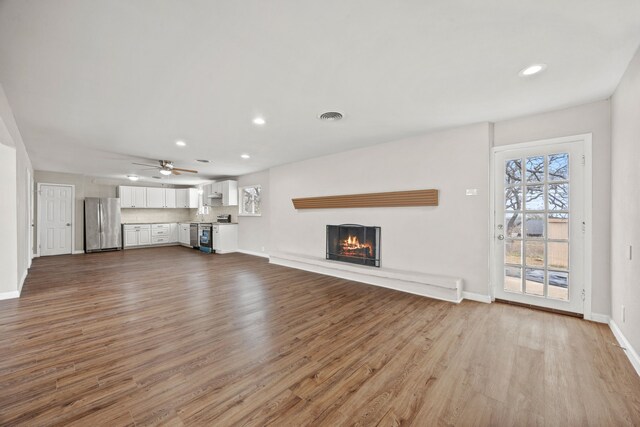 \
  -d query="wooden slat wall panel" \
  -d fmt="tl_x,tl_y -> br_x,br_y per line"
292,189 -> 438,209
